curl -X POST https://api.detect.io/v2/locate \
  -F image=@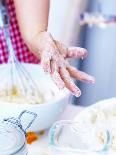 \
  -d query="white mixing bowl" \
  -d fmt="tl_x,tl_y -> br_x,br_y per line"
0,64 -> 69,132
